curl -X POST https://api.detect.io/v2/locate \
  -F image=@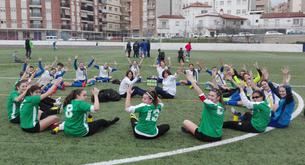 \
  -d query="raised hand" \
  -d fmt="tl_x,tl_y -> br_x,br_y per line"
91,87 -> 100,96
281,66 -> 289,75
261,67 -> 269,80
127,85 -> 134,95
